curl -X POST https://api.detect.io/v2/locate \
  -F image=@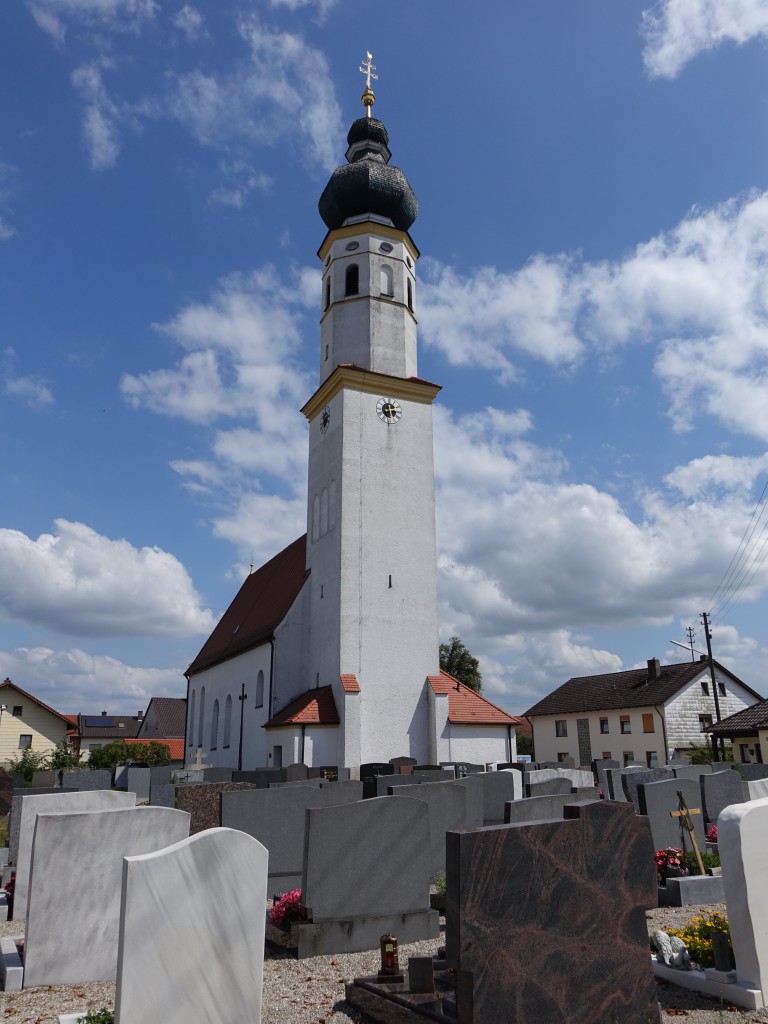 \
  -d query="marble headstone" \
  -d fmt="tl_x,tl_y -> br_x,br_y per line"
115,827 -> 268,1024
446,801 -> 660,1024
23,806 -> 190,987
